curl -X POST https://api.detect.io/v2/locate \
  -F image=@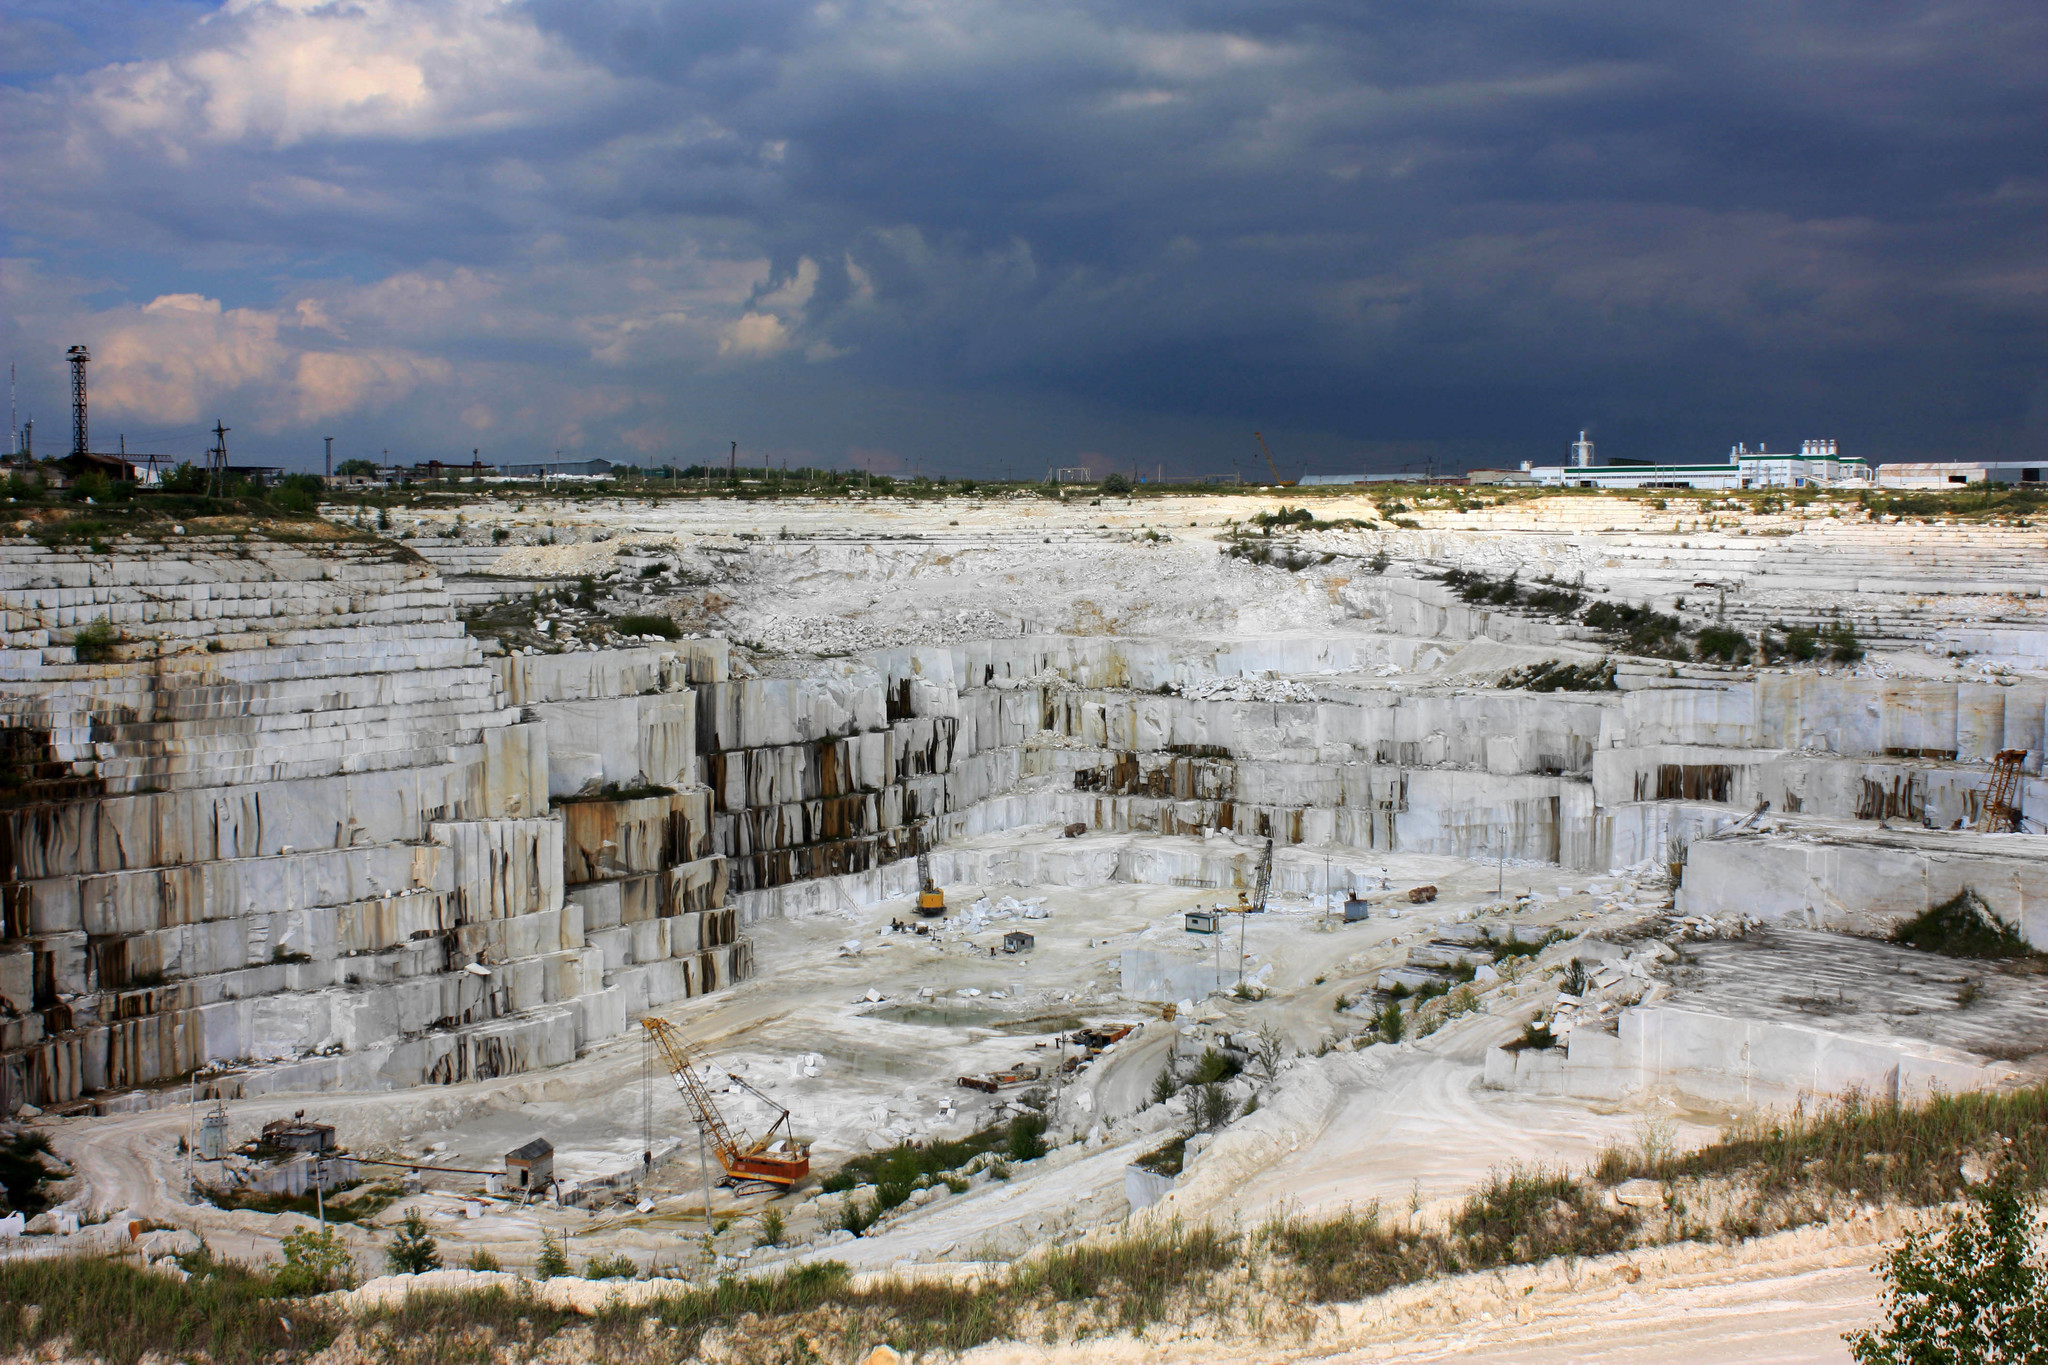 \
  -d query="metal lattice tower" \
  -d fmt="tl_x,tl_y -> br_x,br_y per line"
67,345 -> 89,458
